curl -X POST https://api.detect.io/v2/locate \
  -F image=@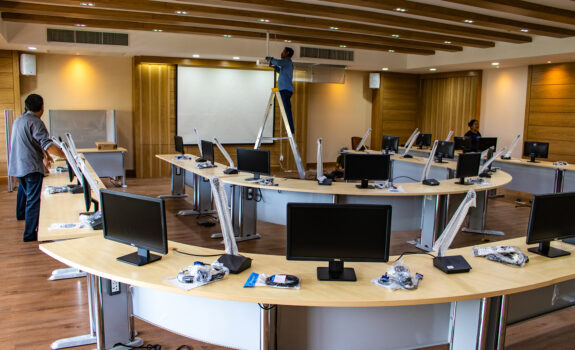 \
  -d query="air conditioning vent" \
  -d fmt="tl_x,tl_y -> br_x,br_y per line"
47,28 -> 129,46
300,47 -> 354,61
